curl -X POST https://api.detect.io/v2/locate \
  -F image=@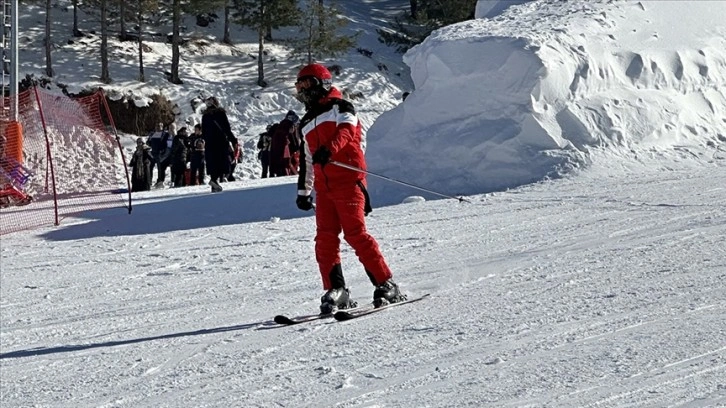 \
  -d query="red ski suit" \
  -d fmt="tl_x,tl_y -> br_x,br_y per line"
297,88 -> 392,290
